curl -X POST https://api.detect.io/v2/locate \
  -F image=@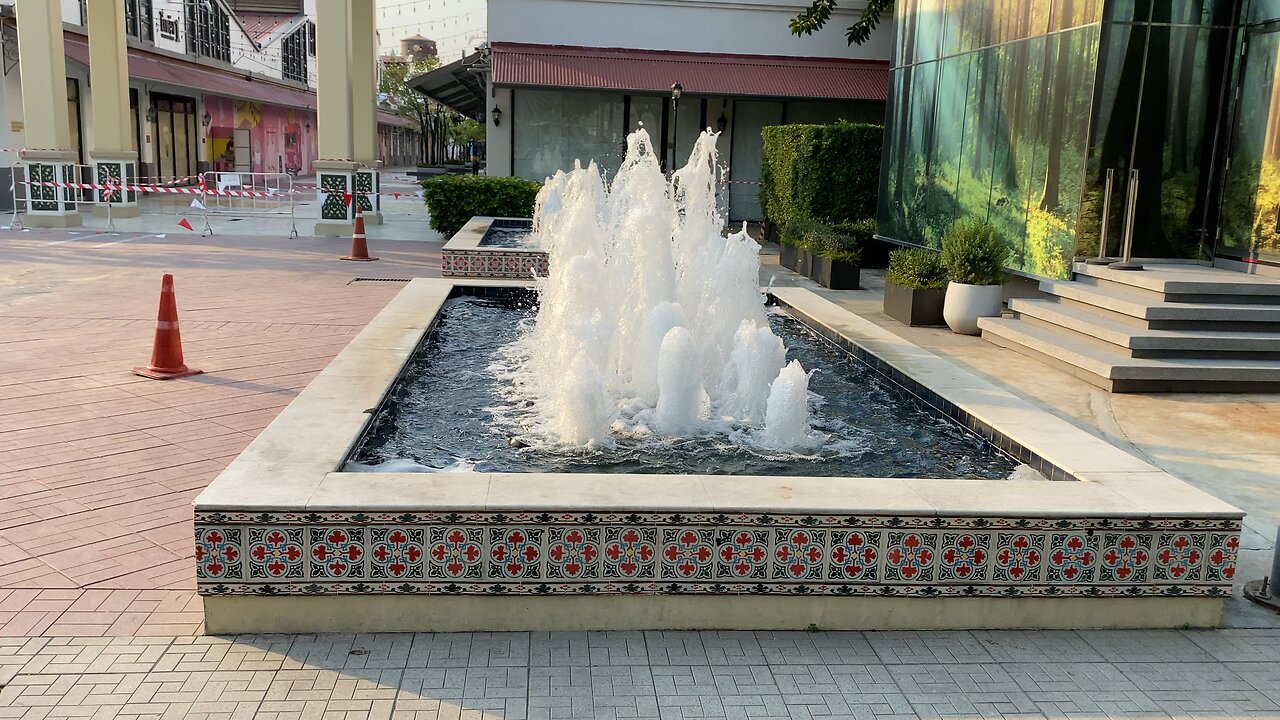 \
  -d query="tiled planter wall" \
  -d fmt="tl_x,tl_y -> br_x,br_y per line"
196,510 -> 1237,598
